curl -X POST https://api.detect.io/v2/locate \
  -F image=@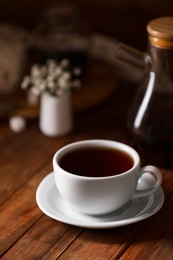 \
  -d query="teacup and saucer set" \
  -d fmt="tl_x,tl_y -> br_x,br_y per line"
36,139 -> 164,229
